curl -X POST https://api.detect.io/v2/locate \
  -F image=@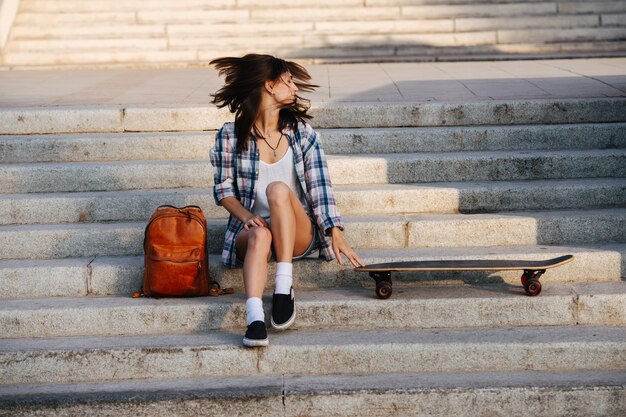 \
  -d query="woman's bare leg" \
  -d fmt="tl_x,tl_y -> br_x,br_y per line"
236,226 -> 272,347
265,181 -> 309,330
235,226 -> 272,299
266,181 -> 313,262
